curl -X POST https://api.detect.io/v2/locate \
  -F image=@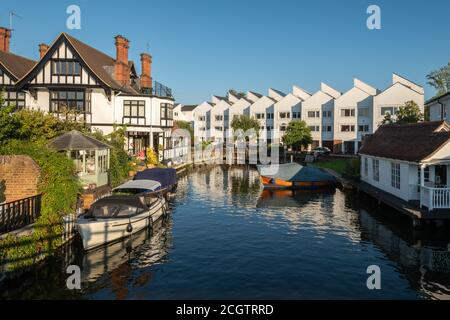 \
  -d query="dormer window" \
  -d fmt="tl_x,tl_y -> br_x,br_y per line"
52,60 -> 81,76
